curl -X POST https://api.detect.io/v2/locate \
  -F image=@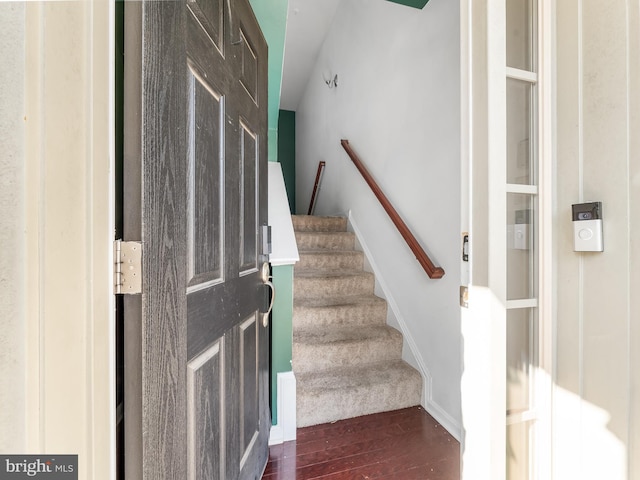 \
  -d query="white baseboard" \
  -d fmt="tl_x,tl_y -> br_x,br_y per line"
268,424 -> 284,446
268,371 -> 296,446
425,396 -> 462,442
348,211 -> 461,443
